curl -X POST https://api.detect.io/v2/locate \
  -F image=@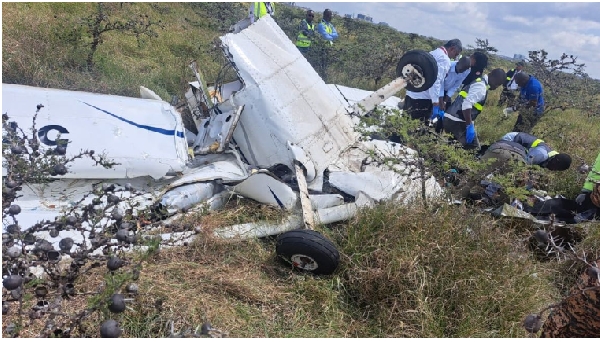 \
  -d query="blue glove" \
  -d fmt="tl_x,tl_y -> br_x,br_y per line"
465,123 -> 476,144
430,106 -> 444,121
